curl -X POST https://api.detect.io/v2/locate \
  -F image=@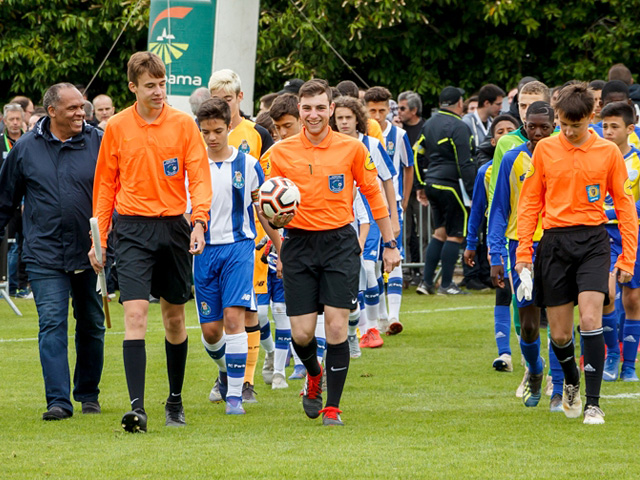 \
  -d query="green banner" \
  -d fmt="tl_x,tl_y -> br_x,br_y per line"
148,0 -> 216,96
